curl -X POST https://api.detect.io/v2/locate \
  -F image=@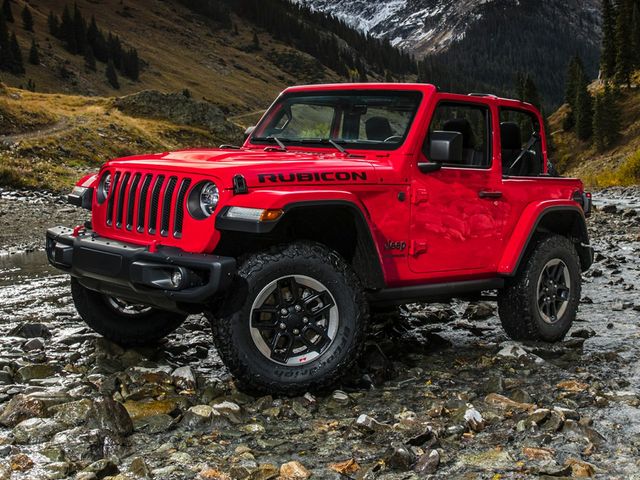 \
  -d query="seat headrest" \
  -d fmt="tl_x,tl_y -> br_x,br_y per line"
500,122 -> 522,150
442,118 -> 475,148
365,116 -> 393,142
